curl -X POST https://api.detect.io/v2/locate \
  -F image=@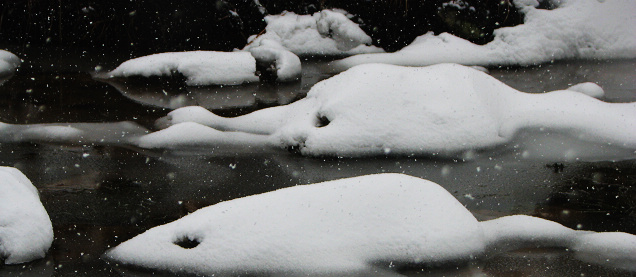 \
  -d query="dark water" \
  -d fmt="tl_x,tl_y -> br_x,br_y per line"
0,58 -> 635,276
